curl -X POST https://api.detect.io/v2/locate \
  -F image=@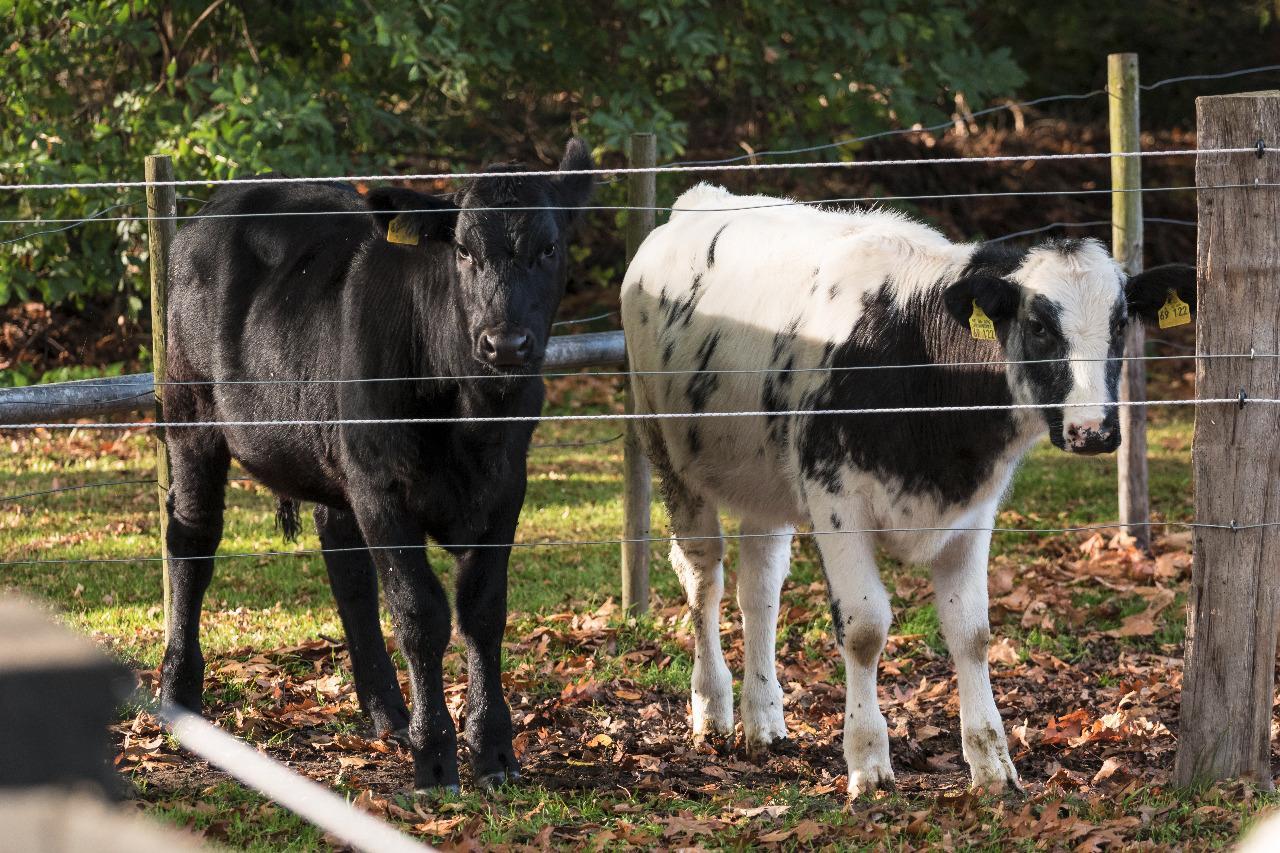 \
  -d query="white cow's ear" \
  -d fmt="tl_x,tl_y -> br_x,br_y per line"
942,274 -> 1020,327
1126,264 -> 1196,325
365,188 -> 458,244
